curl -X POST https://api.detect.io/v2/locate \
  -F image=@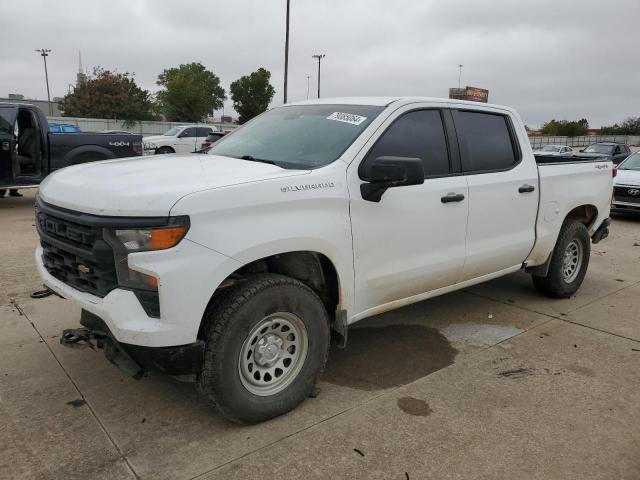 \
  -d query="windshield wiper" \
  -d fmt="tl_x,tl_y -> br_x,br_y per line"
240,155 -> 278,166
